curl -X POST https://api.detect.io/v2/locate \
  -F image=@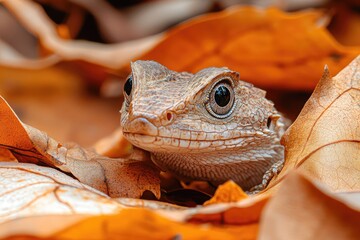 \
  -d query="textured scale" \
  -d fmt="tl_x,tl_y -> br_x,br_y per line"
121,60 -> 286,190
